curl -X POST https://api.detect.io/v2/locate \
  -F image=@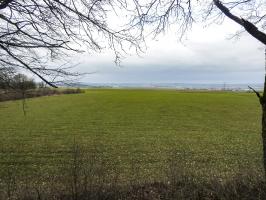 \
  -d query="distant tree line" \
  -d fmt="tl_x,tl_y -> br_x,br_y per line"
0,69 -> 84,102
0,71 -> 36,91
